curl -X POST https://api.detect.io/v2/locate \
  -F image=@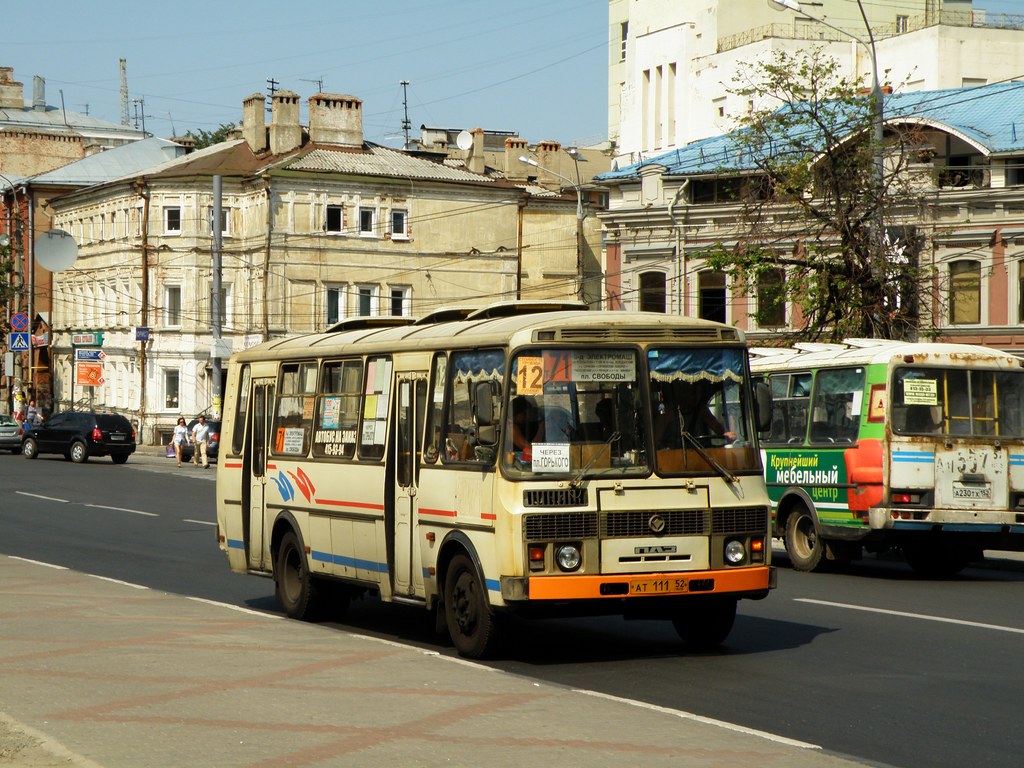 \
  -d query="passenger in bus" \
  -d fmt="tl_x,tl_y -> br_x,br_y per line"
510,395 -> 544,464
654,381 -> 735,448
